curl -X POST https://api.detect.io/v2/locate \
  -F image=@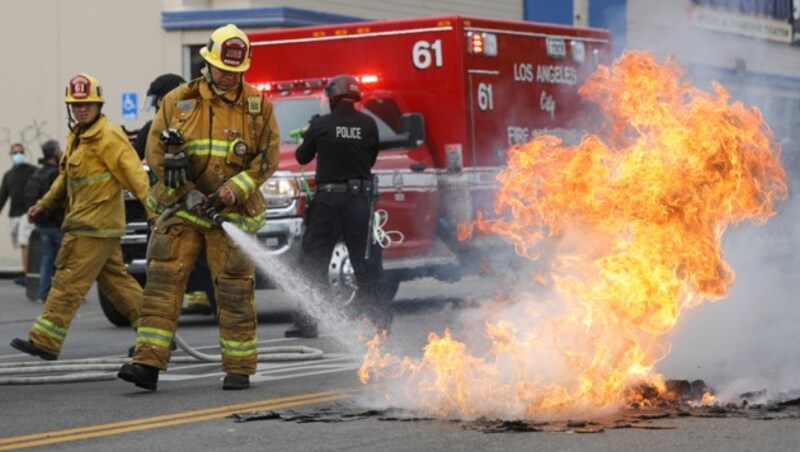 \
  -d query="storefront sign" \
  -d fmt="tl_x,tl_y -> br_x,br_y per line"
687,4 -> 793,43
691,0 -> 792,21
